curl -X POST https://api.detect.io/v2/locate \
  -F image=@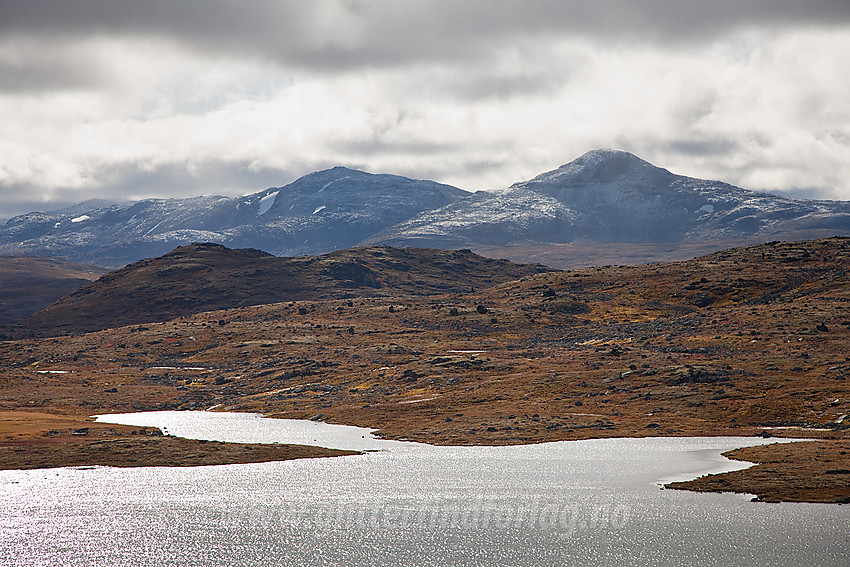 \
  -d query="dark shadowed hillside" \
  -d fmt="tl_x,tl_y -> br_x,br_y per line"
21,243 -> 551,335
0,257 -> 105,324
